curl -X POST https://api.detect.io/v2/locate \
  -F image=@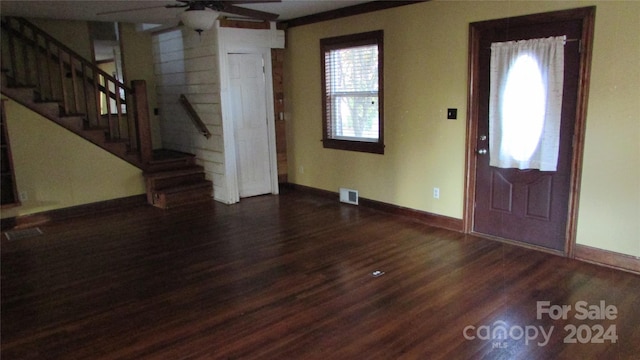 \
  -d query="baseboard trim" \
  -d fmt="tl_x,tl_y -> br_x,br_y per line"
574,244 -> 640,275
282,183 -> 336,200
1,194 -> 147,230
284,183 -> 464,232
